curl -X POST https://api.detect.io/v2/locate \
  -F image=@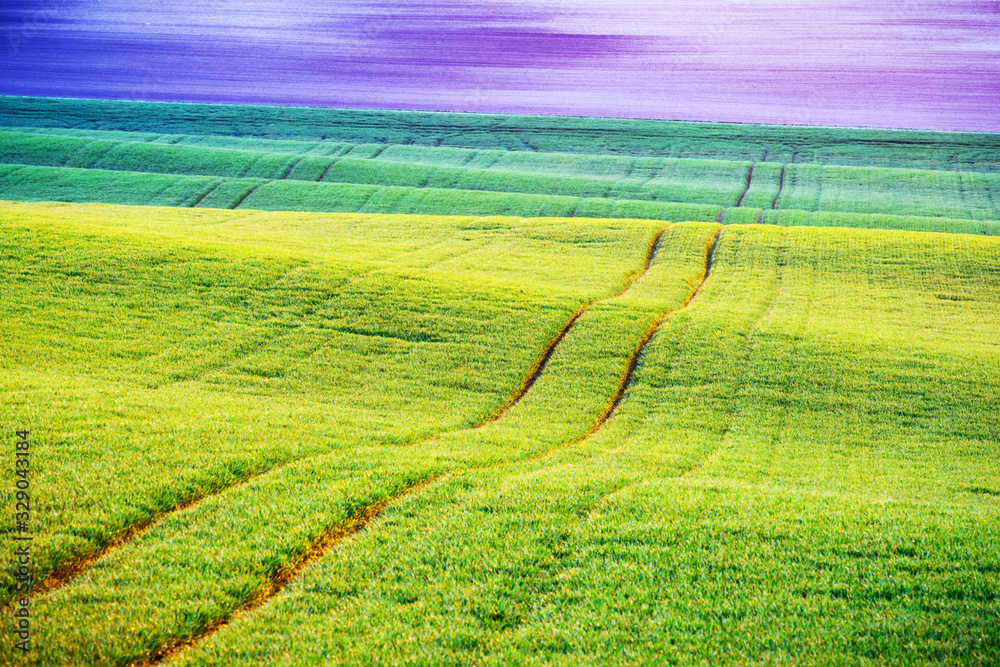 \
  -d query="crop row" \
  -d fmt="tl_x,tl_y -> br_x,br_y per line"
2,163 -> 998,237
4,95 -> 1000,172
4,129 -> 1000,223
